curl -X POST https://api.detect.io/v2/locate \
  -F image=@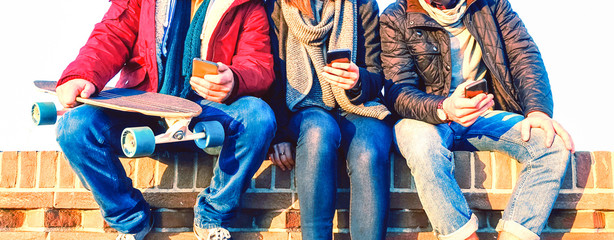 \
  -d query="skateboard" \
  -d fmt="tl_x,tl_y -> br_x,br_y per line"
31,80 -> 224,158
